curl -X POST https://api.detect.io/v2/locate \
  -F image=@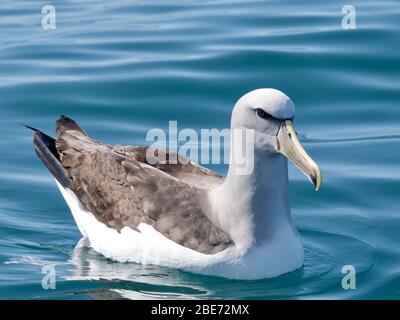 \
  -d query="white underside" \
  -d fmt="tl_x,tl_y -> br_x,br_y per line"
56,181 -> 304,280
